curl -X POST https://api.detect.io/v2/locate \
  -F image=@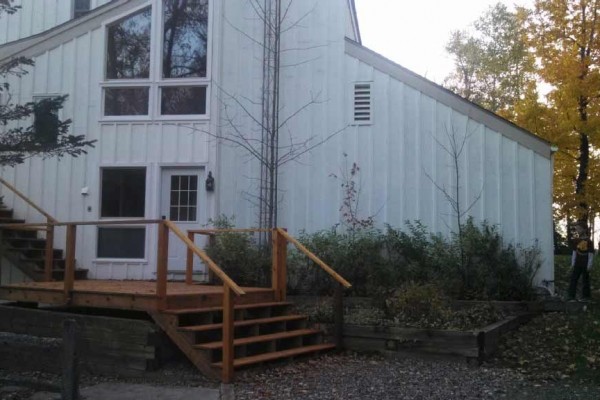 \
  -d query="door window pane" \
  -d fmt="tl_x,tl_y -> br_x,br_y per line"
169,174 -> 198,222
104,87 -> 149,116
97,227 -> 145,258
162,0 -> 209,78
160,86 -> 206,115
106,7 -> 151,79
101,168 -> 146,217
